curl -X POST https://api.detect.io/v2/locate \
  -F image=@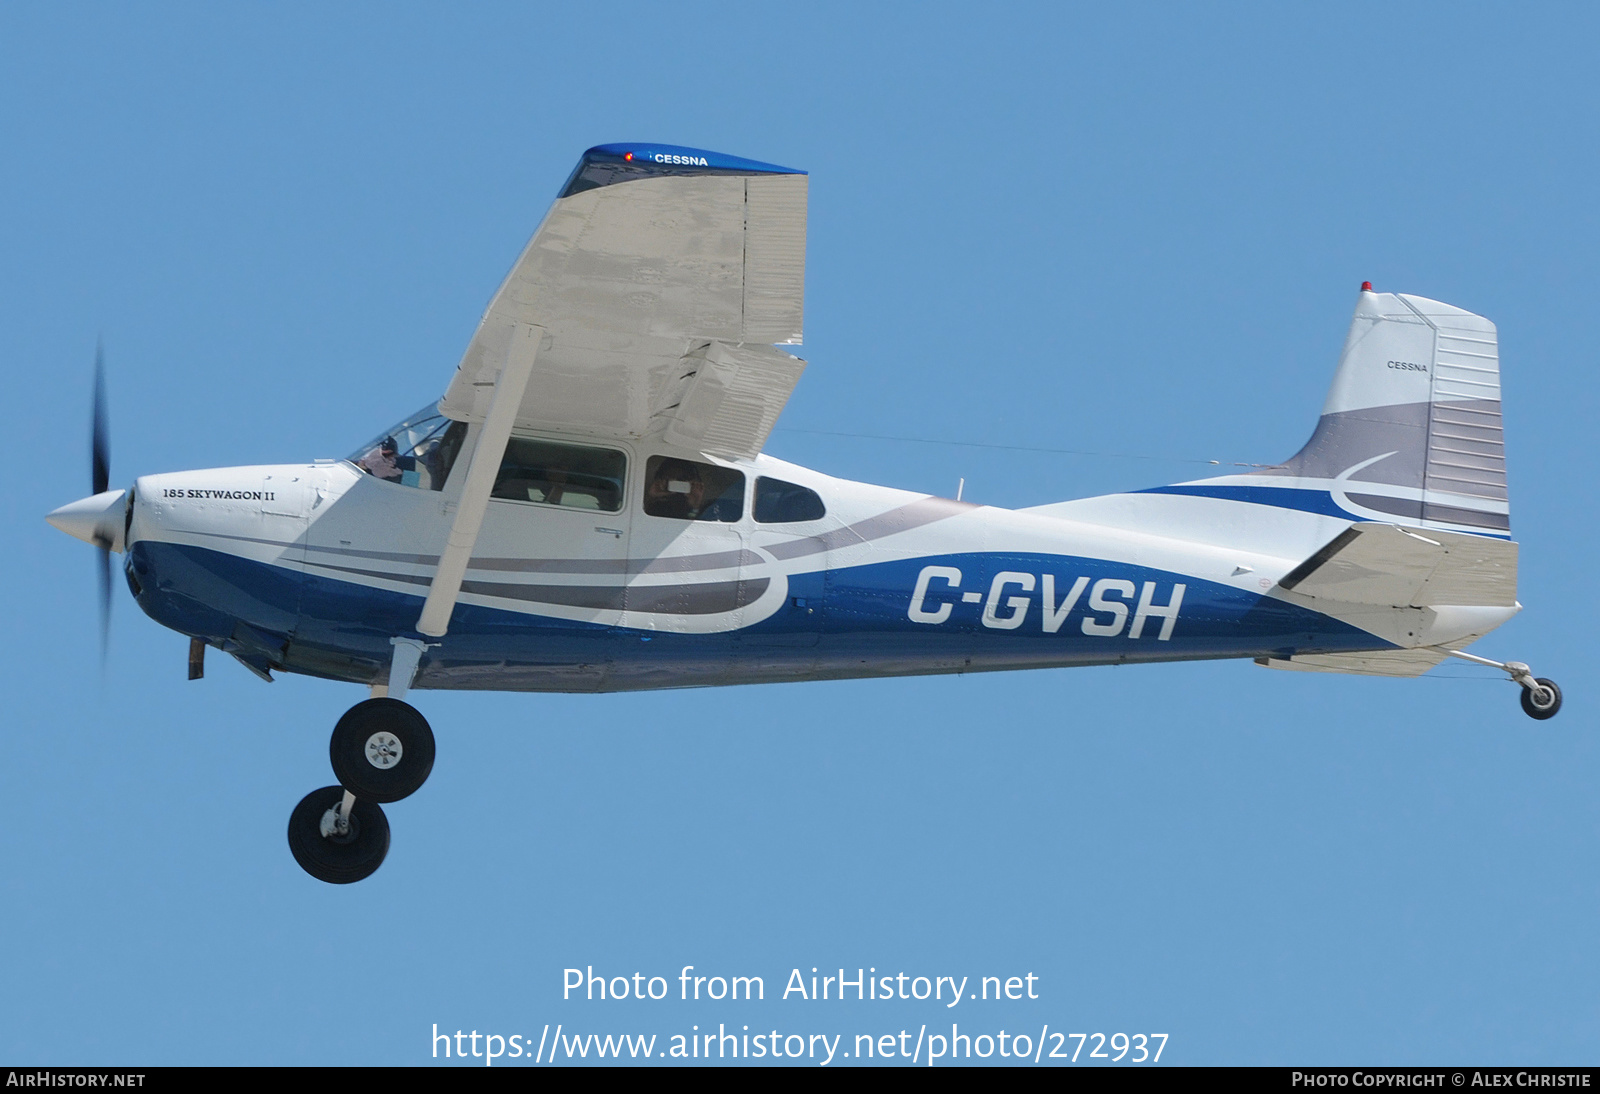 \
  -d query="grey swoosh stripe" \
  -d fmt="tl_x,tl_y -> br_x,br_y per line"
1421,502 -> 1510,531
174,529 -> 438,565
1252,399 -> 1506,501
306,561 -> 441,589
469,549 -> 761,575
184,496 -> 974,574
187,529 -> 757,574
1344,493 -> 1423,520
462,577 -> 768,614
763,496 -> 979,560
306,560 -> 768,614
1344,493 -> 1510,531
